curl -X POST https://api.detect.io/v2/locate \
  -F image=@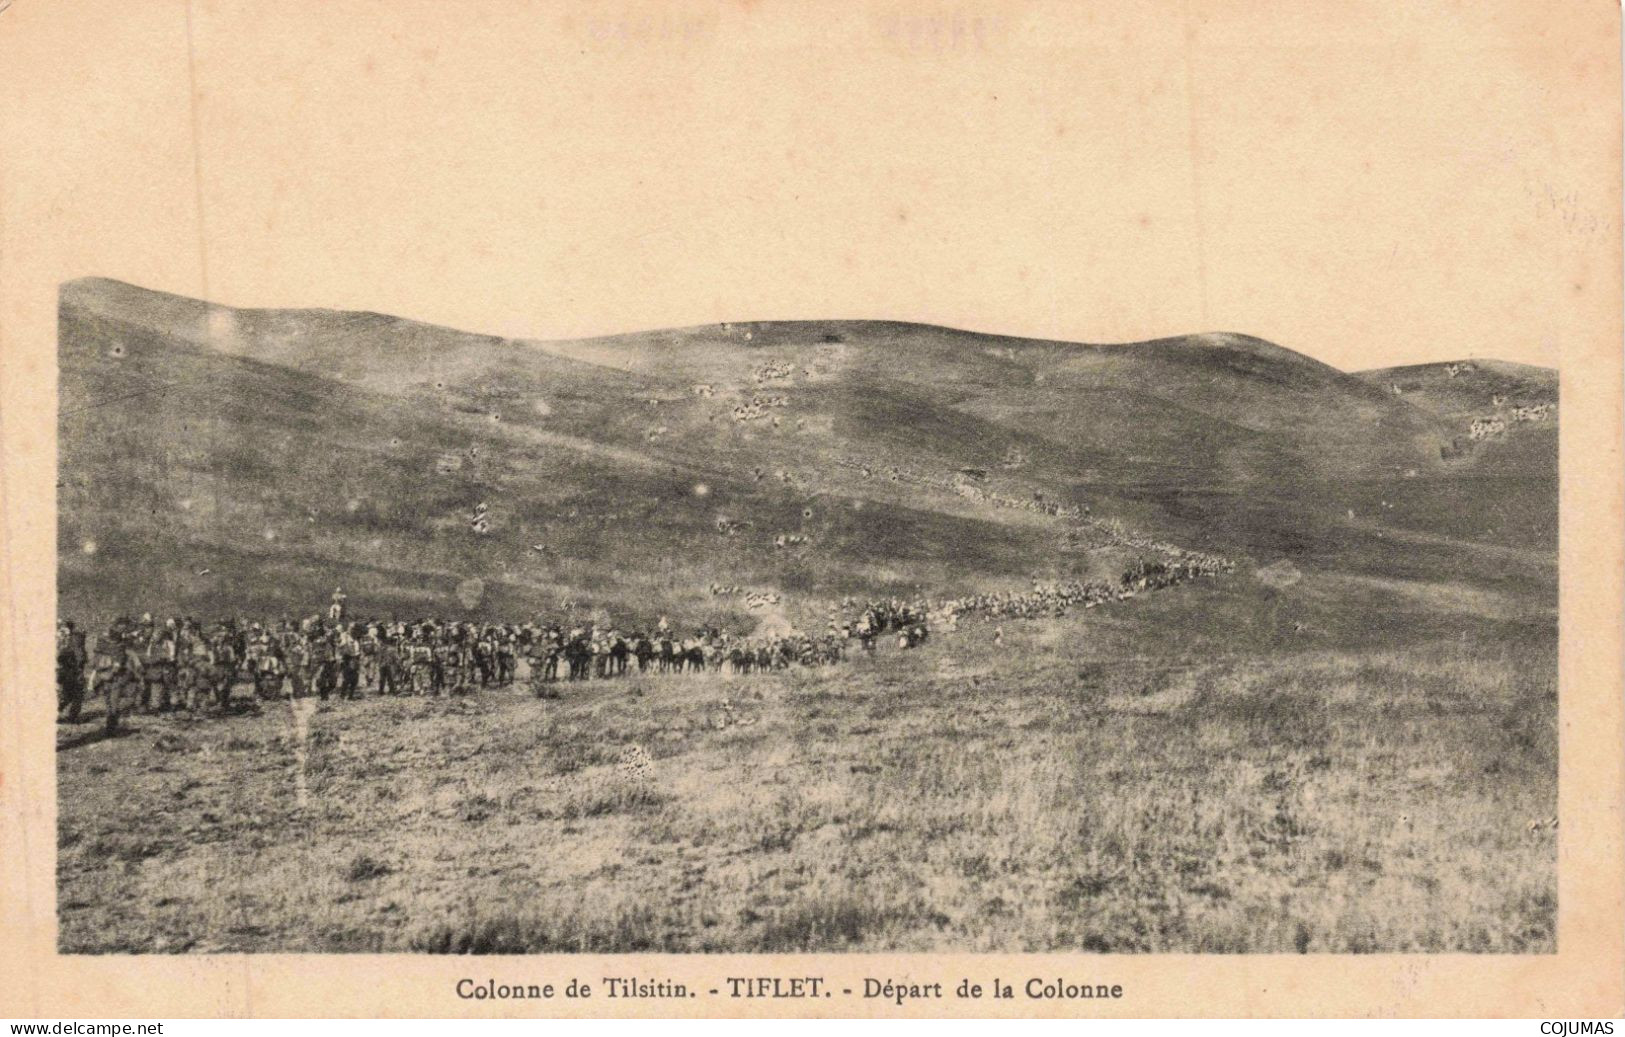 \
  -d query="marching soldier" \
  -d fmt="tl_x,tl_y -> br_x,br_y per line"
376,630 -> 405,696
525,630 -> 559,697
92,618 -> 143,734
172,618 -> 208,713
56,620 -> 88,722
247,624 -> 285,699
409,626 -> 436,695
435,629 -> 466,695
359,624 -> 381,693
280,621 -> 307,697
337,624 -> 363,699
141,617 -> 177,712
206,622 -> 240,710
287,627 -> 311,698
472,626 -> 496,687
307,625 -> 338,700
495,626 -> 517,686
543,627 -> 566,683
